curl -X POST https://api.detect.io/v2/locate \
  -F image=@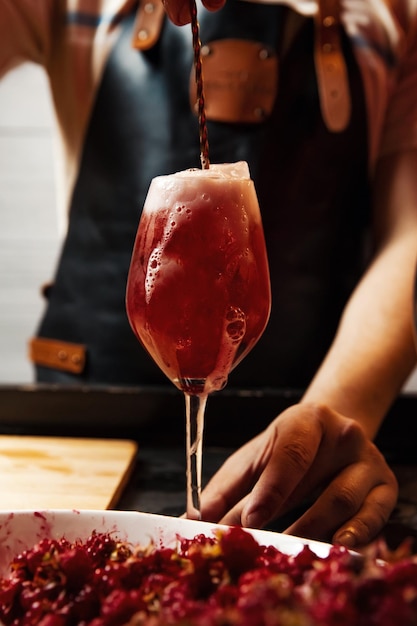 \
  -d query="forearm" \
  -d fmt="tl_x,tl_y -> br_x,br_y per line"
302,222 -> 417,439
